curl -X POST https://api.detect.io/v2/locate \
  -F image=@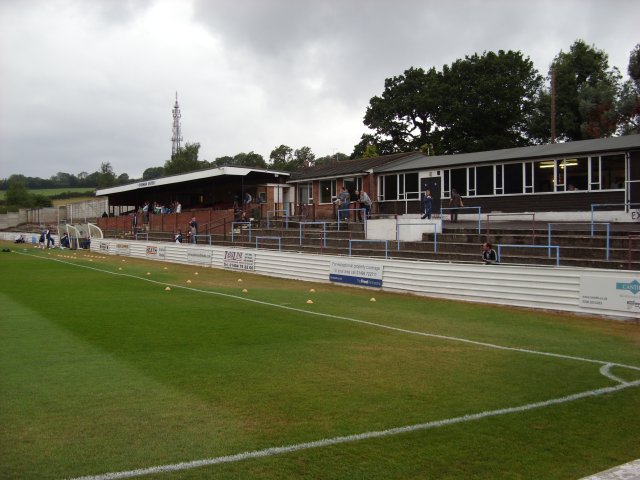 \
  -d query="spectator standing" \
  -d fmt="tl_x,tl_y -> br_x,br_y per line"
355,190 -> 372,222
449,188 -> 463,223
337,187 -> 350,222
189,217 -> 198,244
421,189 -> 433,219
